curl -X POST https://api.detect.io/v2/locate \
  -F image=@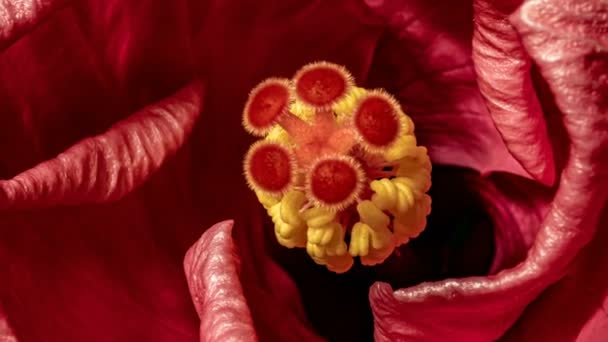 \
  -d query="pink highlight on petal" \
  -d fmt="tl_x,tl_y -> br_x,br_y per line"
0,81 -> 203,209
0,0 -> 66,50
472,0 -> 556,186
0,305 -> 17,342
183,220 -> 258,342
370,0 -> 608,340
